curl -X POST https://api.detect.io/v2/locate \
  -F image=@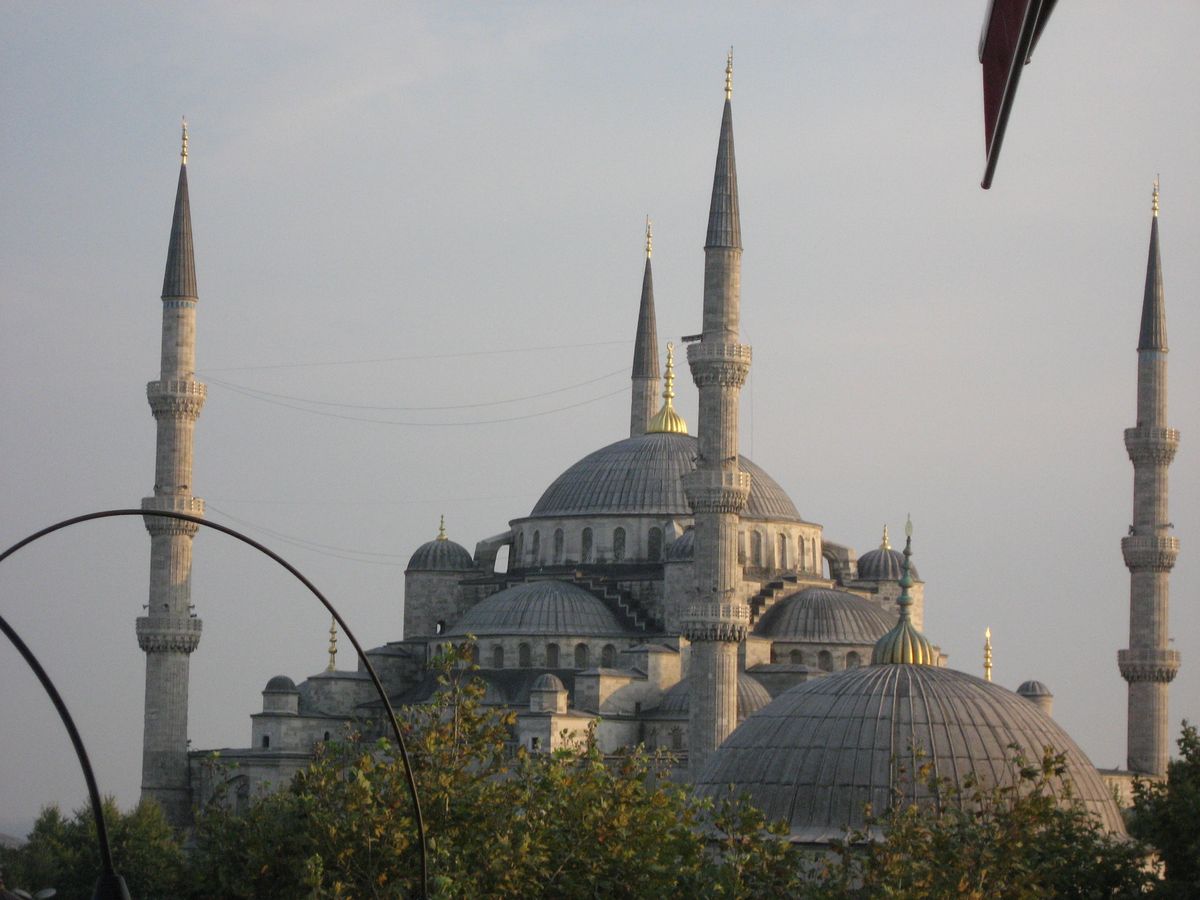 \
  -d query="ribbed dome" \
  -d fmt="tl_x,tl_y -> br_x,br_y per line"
666,528 -> 695,561
754,588 -> 892,644
529,432 -> 801,522
857,546 -> 917,581
1017,680 -> 1053,697
447,581 -> 632,637
694,665 -> 1124,843
263,675 -> 297,693
654,673 -> 771,723
531,673 -> 566,692
407,537 -> 475,572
